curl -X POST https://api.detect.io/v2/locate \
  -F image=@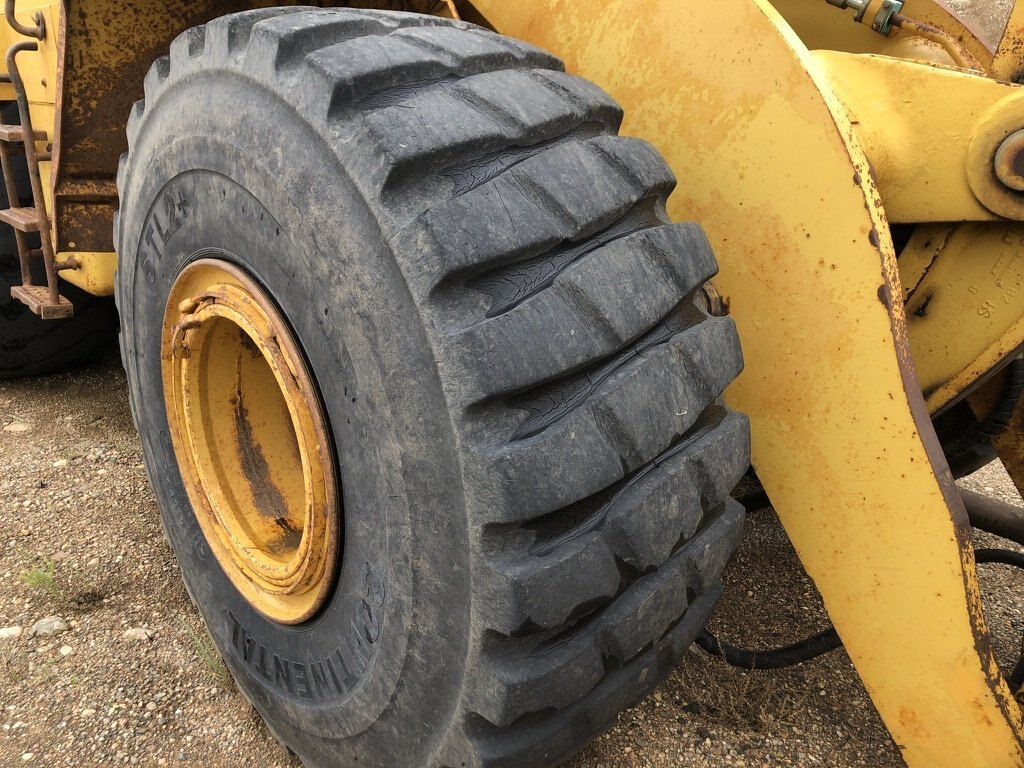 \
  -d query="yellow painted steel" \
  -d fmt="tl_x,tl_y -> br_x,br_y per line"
0,1 -> 107,294
814,51 -> 1007,223
162,260 -> 339,625
1,1 -> 58,220
470,1 -> 1024,765
993,1 -> 1024,81
57,250 -> 116,295
900,223 -> 1024,411
772,8 -> 1024,418
772,0 -> 995,64
808,39 -> 1024,414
